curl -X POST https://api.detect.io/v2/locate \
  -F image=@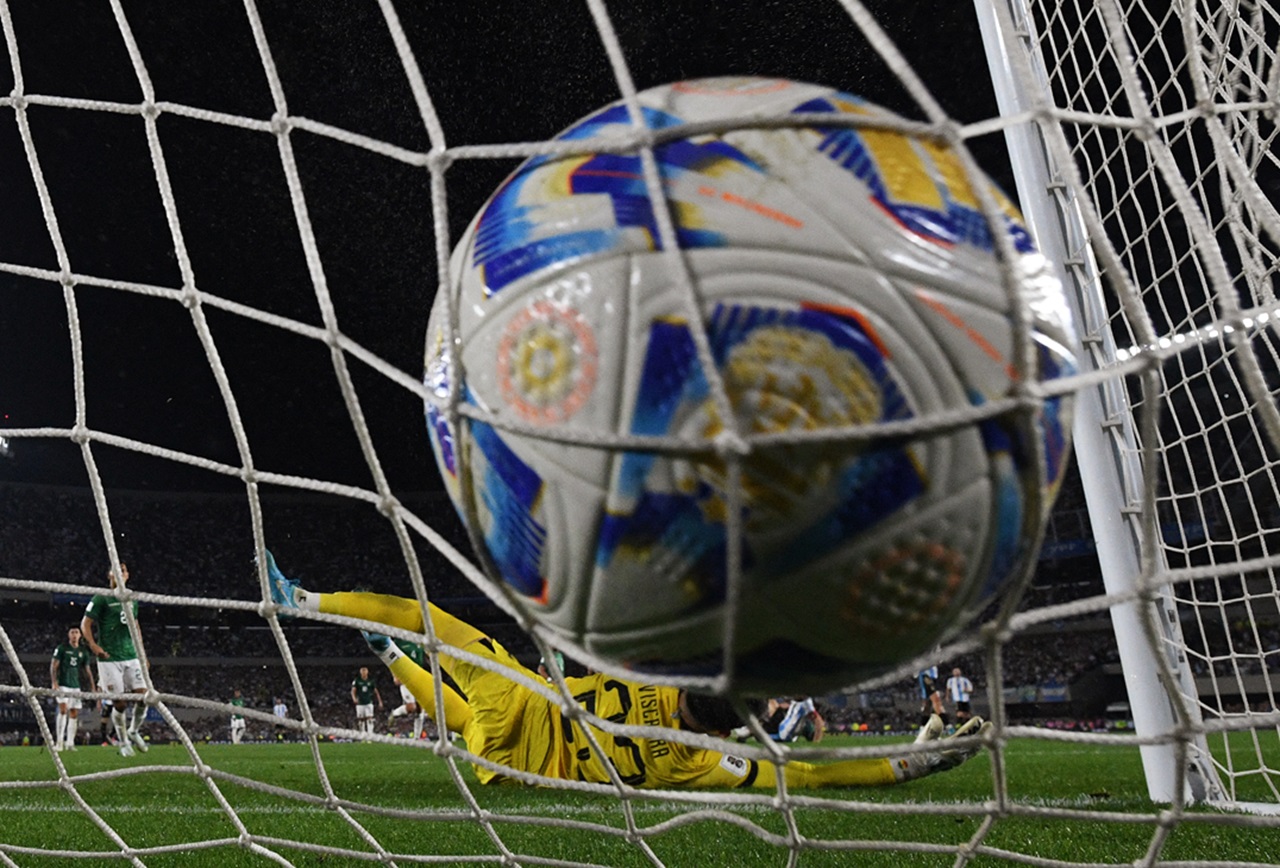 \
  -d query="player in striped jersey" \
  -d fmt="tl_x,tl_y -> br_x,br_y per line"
917,665 -> 947,727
